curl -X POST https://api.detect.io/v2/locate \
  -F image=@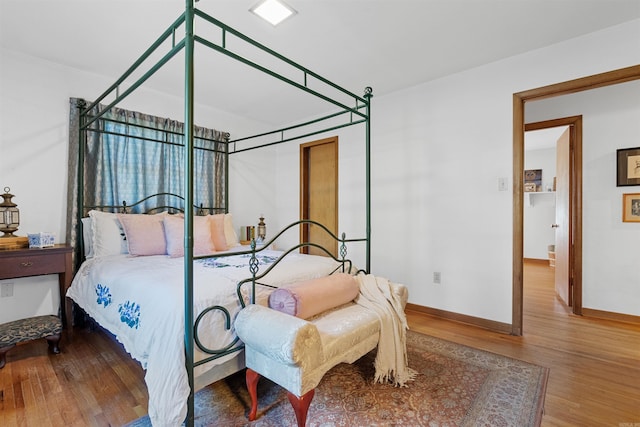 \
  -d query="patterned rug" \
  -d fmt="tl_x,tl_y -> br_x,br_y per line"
125,331 -> 548,426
